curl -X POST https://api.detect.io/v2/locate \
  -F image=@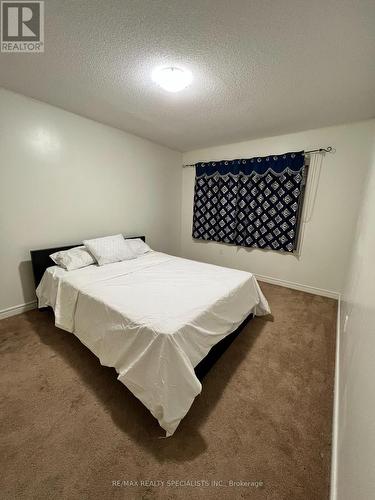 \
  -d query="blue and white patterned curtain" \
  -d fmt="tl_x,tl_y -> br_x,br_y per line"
192,151 -> 307,252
